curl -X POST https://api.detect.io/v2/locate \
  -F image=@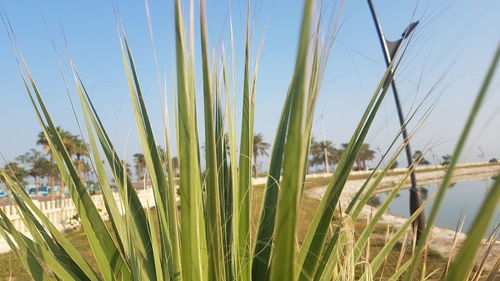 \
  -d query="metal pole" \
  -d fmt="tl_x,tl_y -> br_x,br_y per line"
366,0 -> 425,240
